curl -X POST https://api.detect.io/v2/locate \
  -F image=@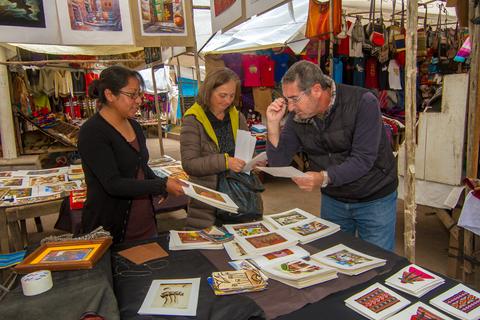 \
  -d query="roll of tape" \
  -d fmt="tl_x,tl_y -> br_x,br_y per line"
21,270 -> 53,296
